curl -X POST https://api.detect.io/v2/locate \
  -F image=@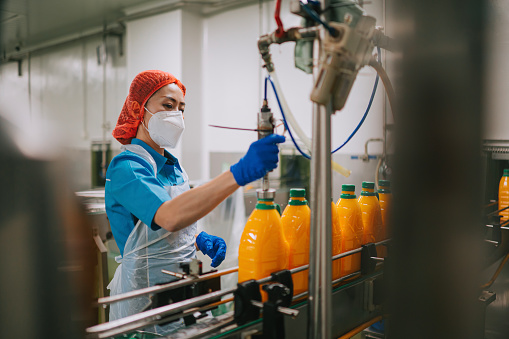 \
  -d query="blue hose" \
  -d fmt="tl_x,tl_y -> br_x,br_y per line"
300,2 -> 337,37
264,76 -> 268,101
331,46 -> 381,153
267,76 -> 312,159
266,46 -> 381,159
